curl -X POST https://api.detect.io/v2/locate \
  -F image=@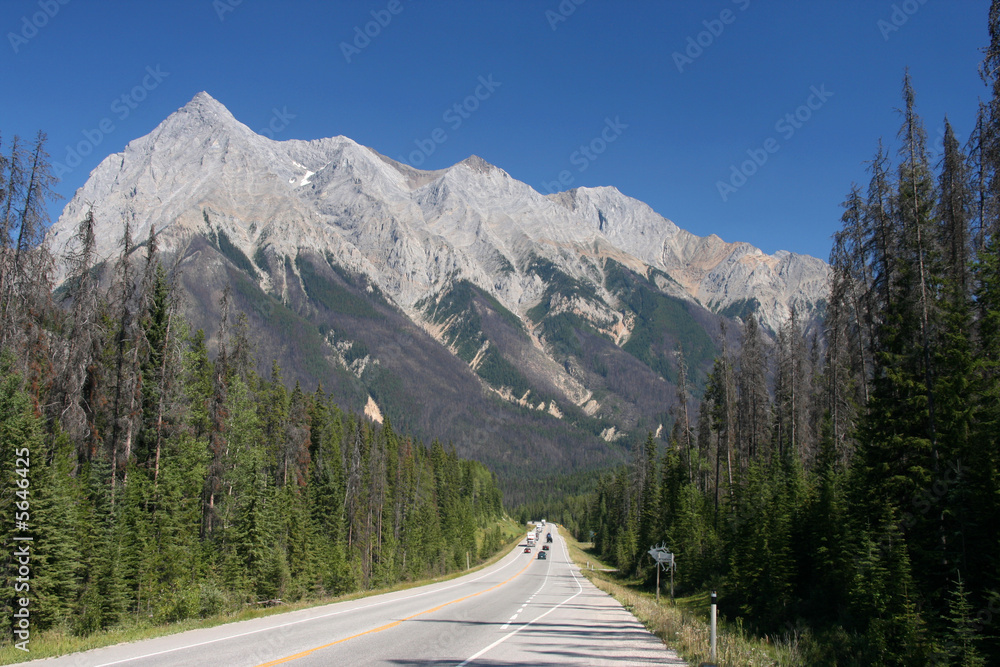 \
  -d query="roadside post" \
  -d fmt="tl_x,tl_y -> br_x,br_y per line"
710,591 -> 717,661
698,591 -> 719,666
